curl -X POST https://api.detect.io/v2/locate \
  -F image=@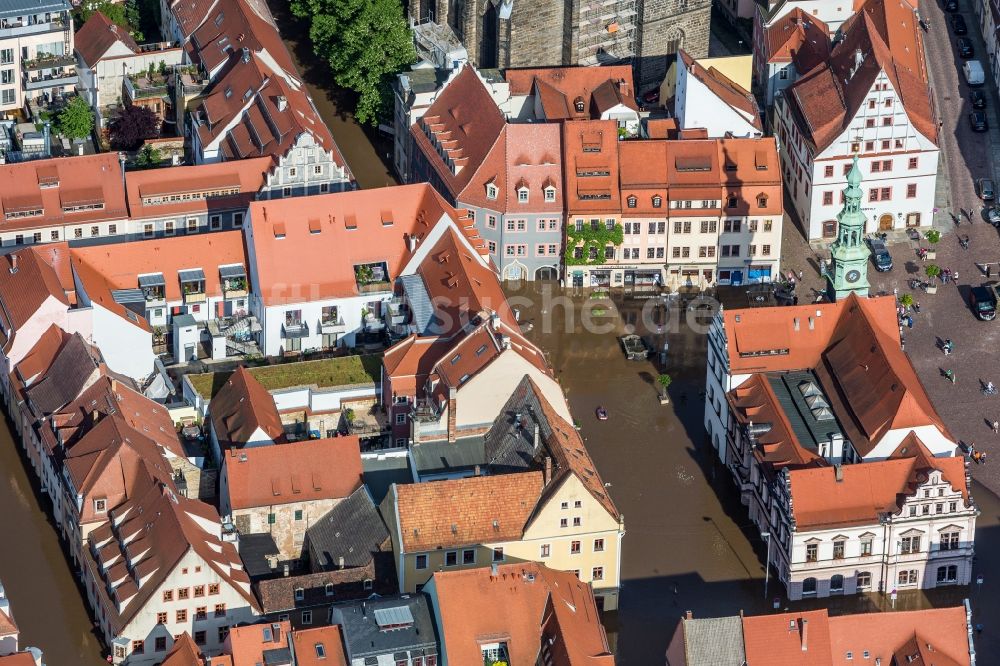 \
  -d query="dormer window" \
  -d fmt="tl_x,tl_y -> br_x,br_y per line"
573,96 -> 585,113
626,195 -> 637,208
544,186 -> 556,202
757,194 -> 769,208
517,186 -> 529,203
94,498 -> 107,513
486,183 -> 498,200
652,195 -> 662,208
294,588 -> 305,601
